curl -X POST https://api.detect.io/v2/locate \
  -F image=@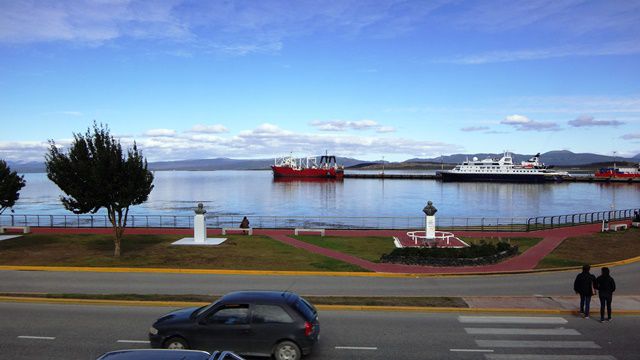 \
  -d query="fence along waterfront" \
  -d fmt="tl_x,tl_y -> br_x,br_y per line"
1,208 -> 638,232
